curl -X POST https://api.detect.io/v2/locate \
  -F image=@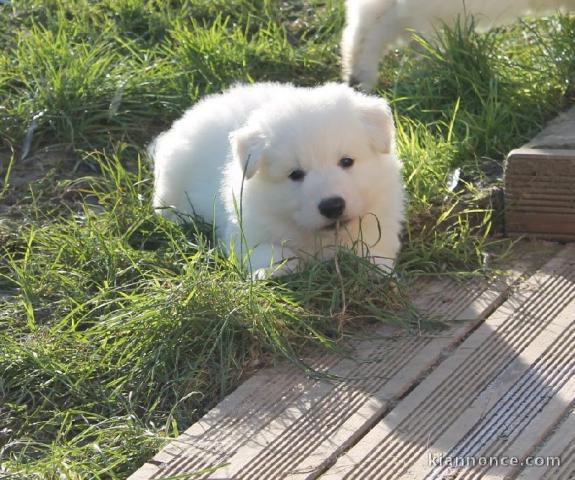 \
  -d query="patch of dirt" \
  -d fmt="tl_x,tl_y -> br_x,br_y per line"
0,148 -> 97,219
